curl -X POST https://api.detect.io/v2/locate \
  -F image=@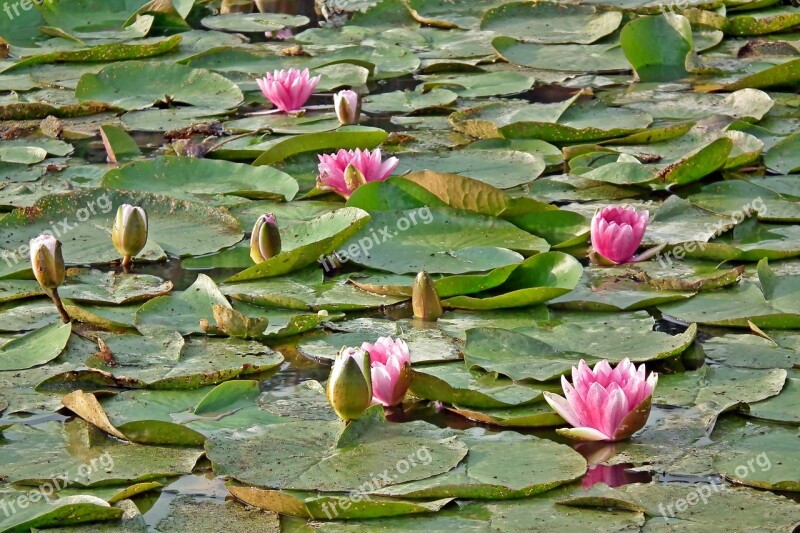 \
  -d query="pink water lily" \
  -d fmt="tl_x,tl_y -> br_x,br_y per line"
590,206 -> 649,264
317,148 -> 399,198
361,336 -> 411,407
544,358 -> 657,442
256,68 -> 320,113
